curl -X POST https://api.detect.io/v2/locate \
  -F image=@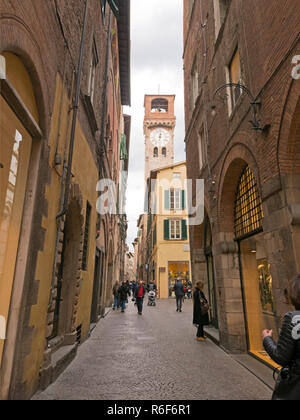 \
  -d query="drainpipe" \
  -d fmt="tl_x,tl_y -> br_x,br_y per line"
99,8 -> 112,181
57,0 -> 90,218
48,0 -> 90,310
